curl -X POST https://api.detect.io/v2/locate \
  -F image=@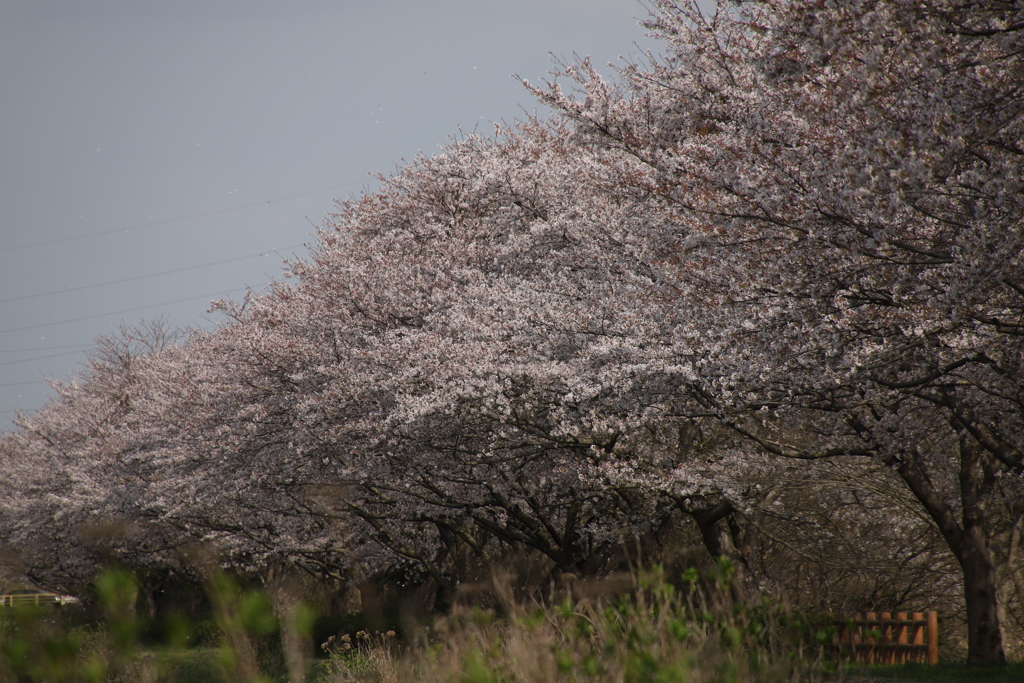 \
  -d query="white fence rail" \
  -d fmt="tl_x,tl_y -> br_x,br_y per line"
0,592 -> 79,607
